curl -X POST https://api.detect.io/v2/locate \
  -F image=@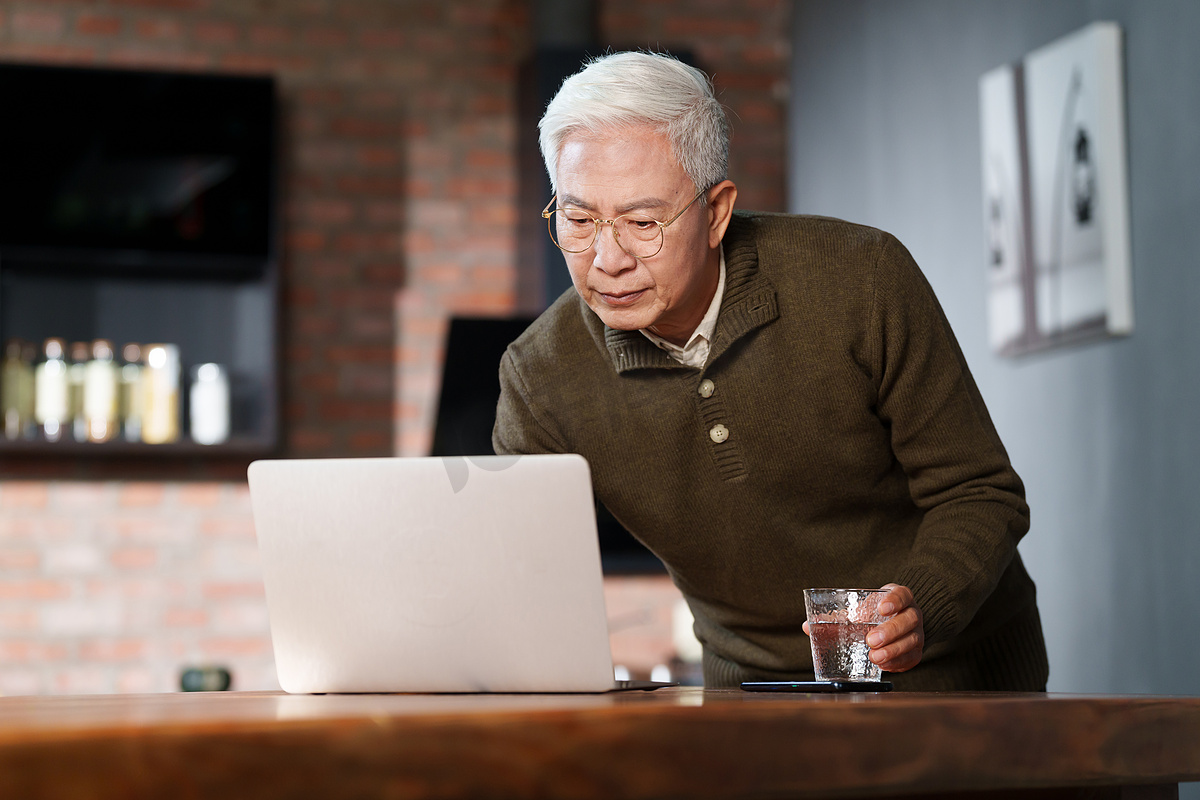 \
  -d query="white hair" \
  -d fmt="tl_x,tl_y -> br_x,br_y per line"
538,51 -> 730,196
